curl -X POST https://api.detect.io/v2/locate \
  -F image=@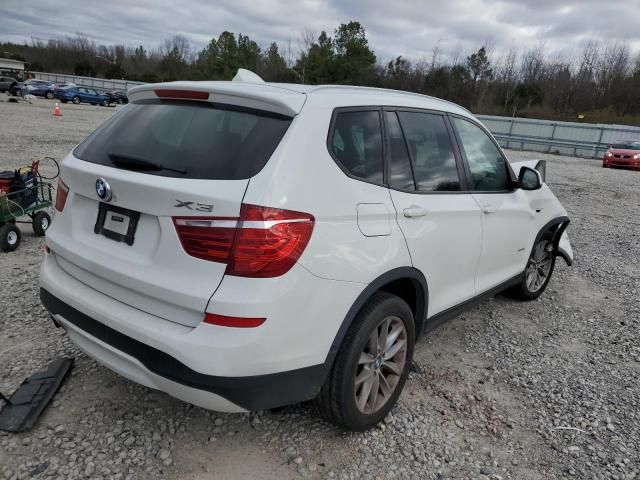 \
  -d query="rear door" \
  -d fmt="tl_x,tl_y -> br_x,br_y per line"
386,110 -> 482,316
77,87 -> 88,101
450,116 -> 536,293
48,99 -> 292,327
